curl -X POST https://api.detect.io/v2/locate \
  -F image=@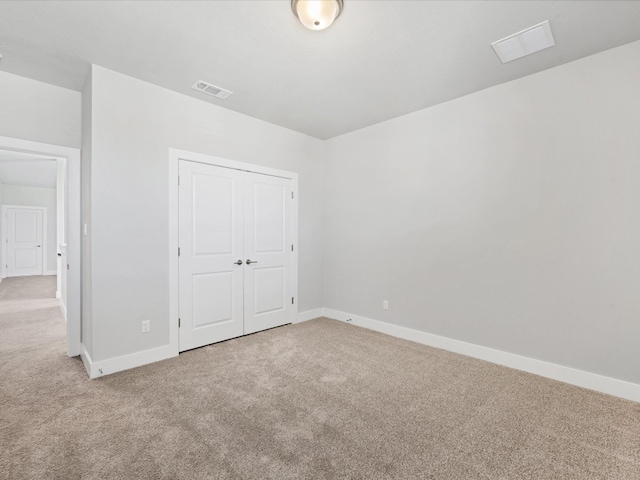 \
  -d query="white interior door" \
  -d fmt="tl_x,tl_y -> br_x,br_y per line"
6,208 -> 43,277
178,160 -> 295,351
243,173 -> 293,334
179,160 -> 244,352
